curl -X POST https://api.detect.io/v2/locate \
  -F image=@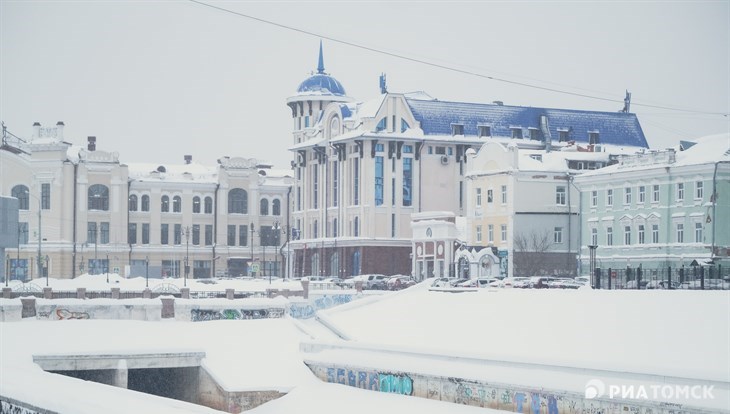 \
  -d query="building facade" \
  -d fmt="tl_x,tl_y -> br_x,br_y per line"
574,134 -> 730,278
1,122 -> 293,281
